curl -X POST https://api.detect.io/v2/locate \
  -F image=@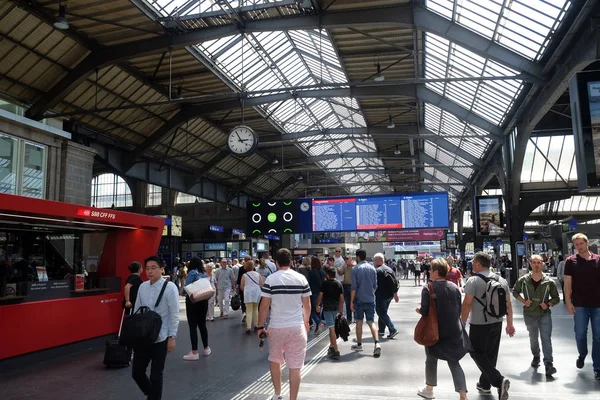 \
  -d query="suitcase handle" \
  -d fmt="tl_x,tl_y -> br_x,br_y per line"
118,309 -> 126,338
